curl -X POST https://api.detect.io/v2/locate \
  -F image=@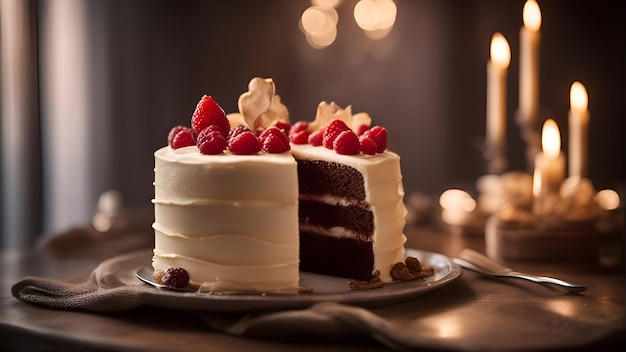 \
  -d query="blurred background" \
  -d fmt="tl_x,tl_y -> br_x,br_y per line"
2,0 -> 624,250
